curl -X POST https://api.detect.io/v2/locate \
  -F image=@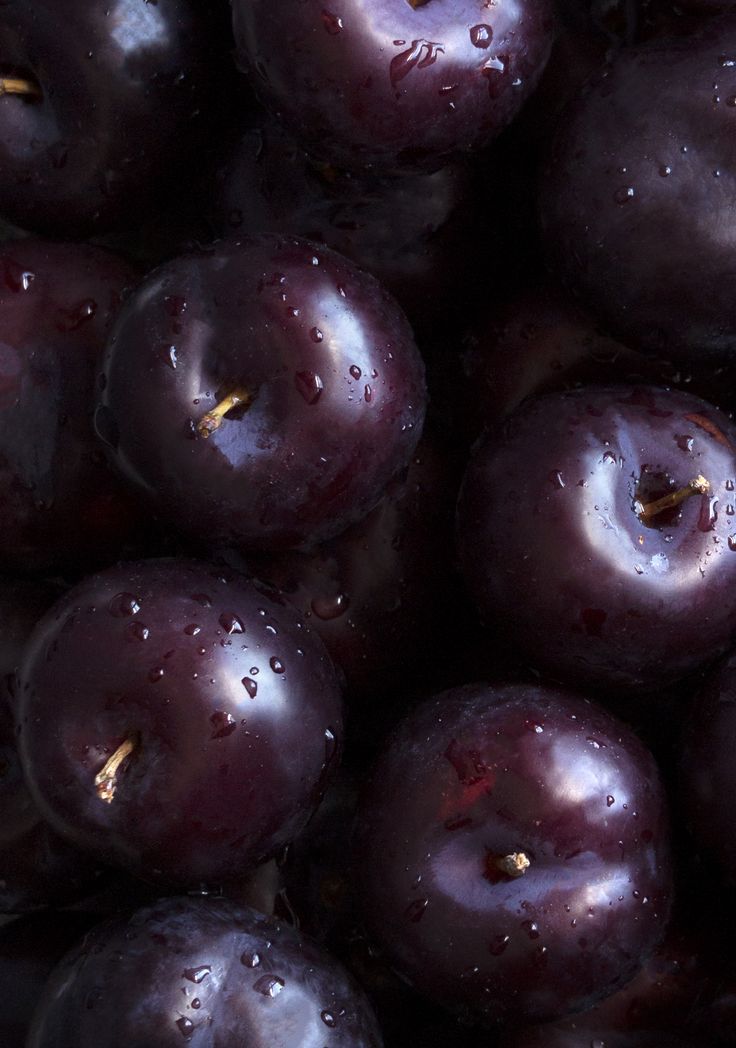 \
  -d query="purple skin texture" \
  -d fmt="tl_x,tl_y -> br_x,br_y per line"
680,653 -> 736,881
16,559 -> 343,889
231,0 -> 557,175
354,682 -> 673,1026
27,896 -> 383,1048
0,0 -> 213,238
540,15 -> 736,364
456,386 -> 736,693
96,234 -> 426,553
0,238 -> 143,575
